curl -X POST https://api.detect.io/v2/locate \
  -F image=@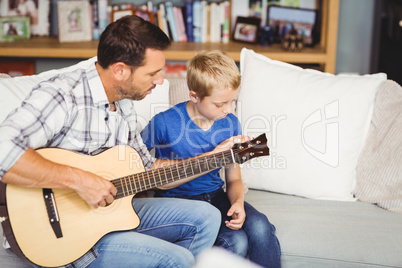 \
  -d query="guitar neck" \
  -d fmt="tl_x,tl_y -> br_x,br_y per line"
111,150 -> 235,199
